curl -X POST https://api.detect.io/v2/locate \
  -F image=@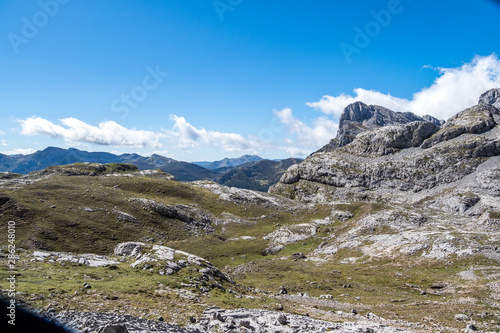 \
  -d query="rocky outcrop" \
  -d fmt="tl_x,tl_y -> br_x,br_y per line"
32,250 -> 120,267
192,180 -> 303,210
114,242 -> 234,285
422,114 -> 446,126
130,198 -> 216,234
341,121 -> 439,157
479,88 -> 500,108
421,104 -> 500,148
113,241 -> 145,257
264,223 -> 318,245
318,101 -> 444,152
